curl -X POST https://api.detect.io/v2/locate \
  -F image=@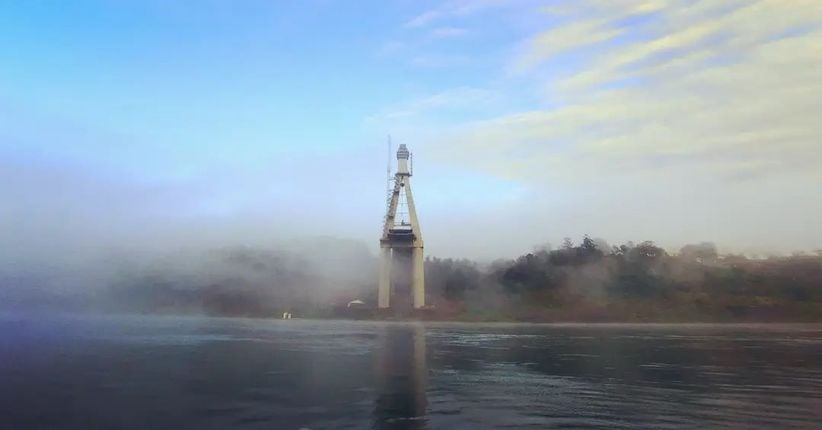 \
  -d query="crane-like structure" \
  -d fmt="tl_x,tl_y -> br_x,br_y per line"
379,143 -> 425,309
